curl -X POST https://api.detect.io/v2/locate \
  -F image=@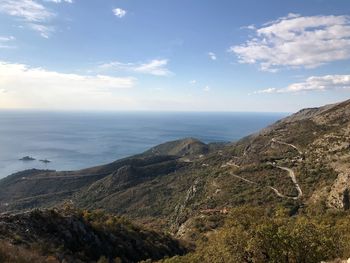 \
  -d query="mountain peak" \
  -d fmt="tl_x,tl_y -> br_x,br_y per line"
143,137 -> 209,157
